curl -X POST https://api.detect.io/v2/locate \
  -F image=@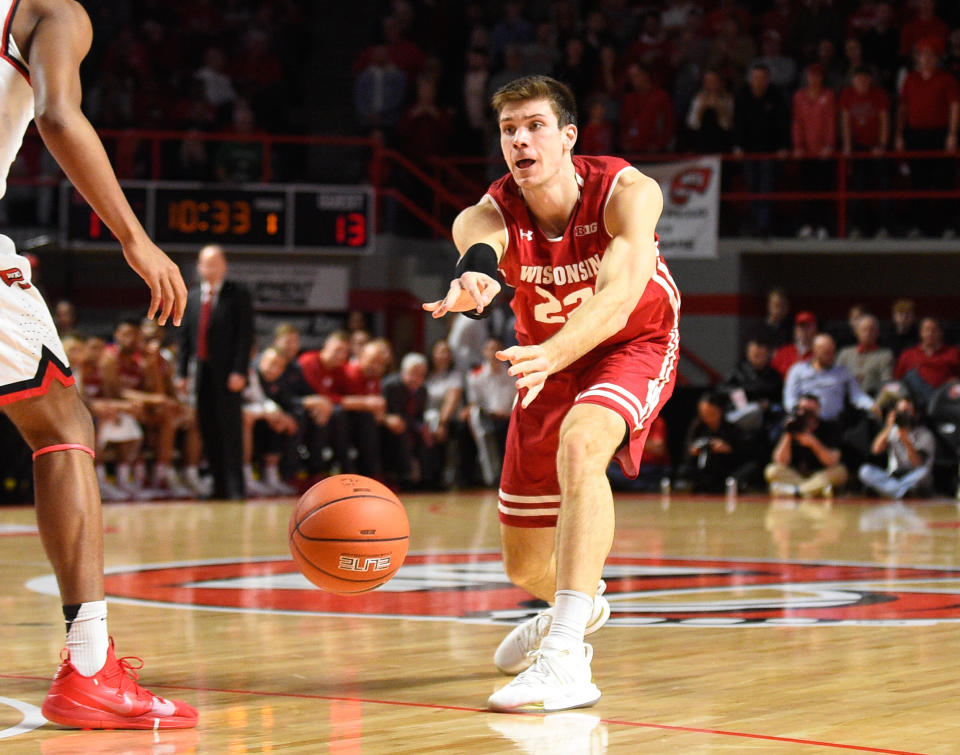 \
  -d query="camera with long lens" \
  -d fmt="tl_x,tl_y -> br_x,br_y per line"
894,410 -> 915,428
783,409 -> 813,435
